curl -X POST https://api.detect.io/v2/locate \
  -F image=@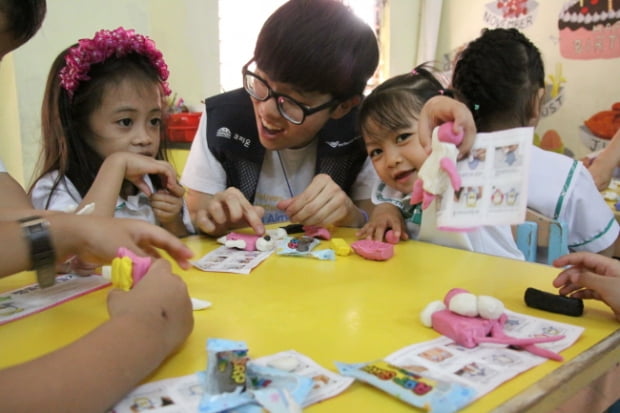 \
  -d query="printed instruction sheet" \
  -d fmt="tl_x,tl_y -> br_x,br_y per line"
435,126 -> 533,229
385,309 -> 583,398
192,245 -> 274,275
0,274 -> 110,325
